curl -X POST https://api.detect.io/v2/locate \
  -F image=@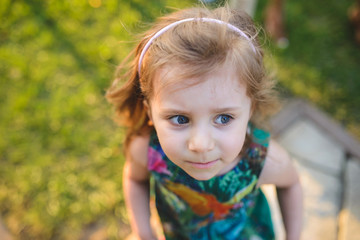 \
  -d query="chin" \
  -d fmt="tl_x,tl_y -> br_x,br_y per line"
186,171 -> 216,181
